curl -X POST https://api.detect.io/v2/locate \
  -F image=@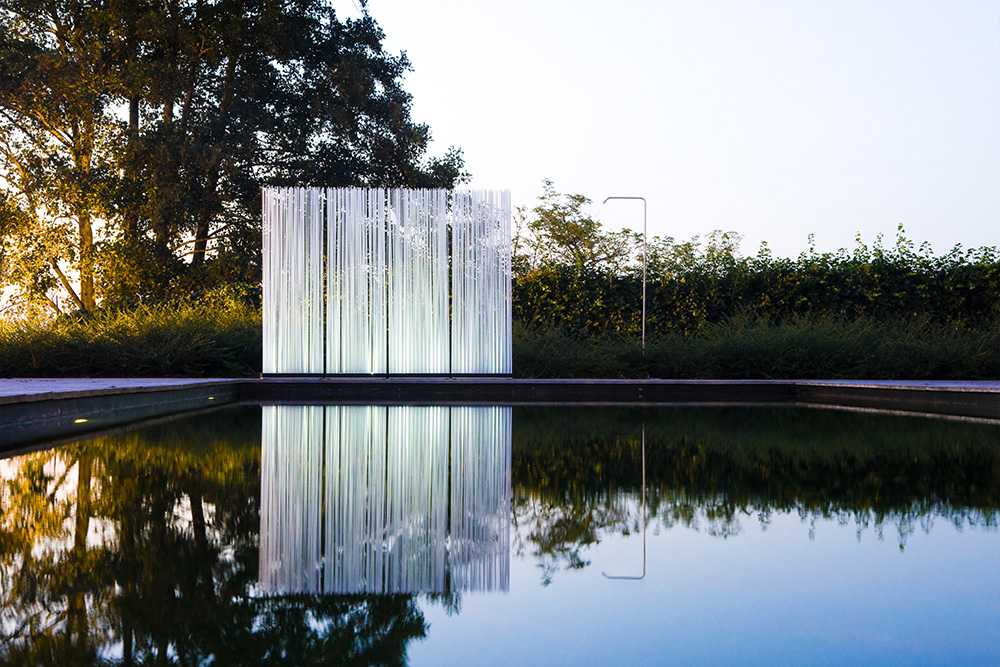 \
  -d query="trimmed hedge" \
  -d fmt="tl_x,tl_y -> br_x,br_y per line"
514,244 -> 999,337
